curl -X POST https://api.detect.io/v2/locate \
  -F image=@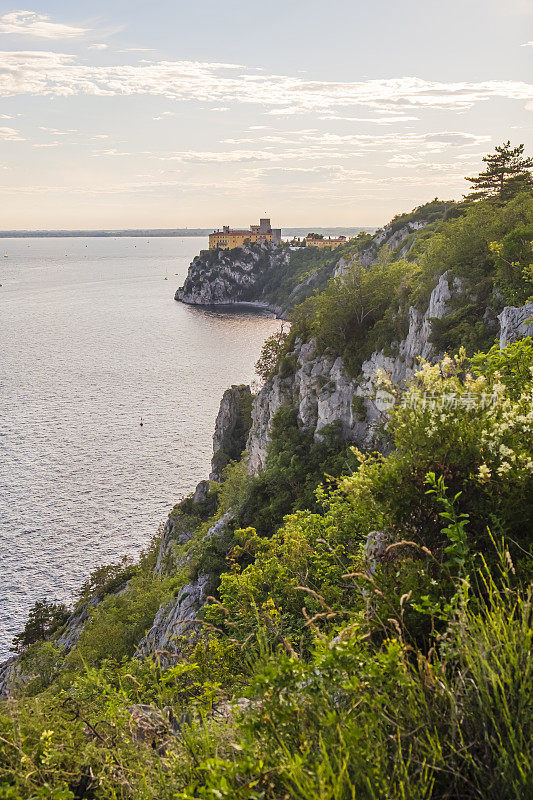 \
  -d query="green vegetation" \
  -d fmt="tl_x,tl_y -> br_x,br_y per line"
11,602 -> 69,654
238,409 -> 356,536
275,190 -> 533,376
1,340 -> 531,798
1,149 -> 532,797
465,140 -> 533,201
289,254 -> 416,374
253,243 -> 342,309
381,197 -> 457,236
